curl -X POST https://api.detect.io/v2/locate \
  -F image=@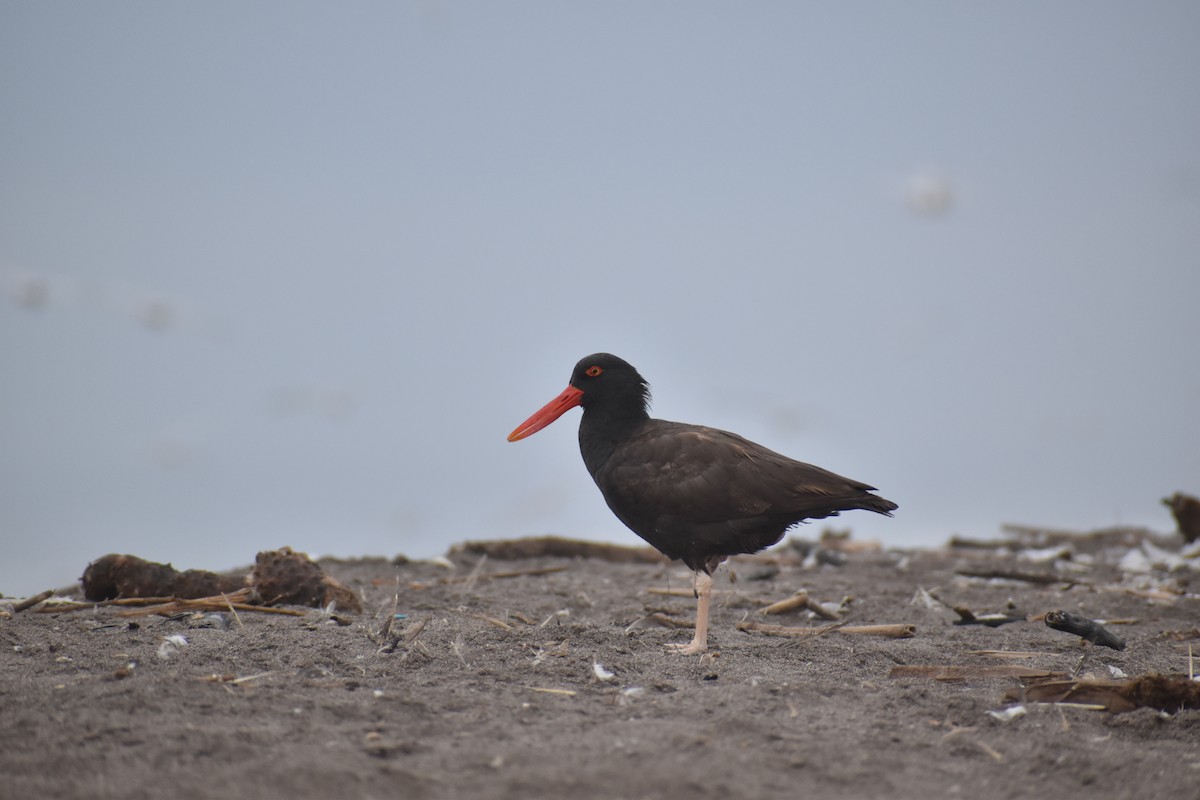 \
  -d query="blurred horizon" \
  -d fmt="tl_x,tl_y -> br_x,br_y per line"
3,2 -> 1198,595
